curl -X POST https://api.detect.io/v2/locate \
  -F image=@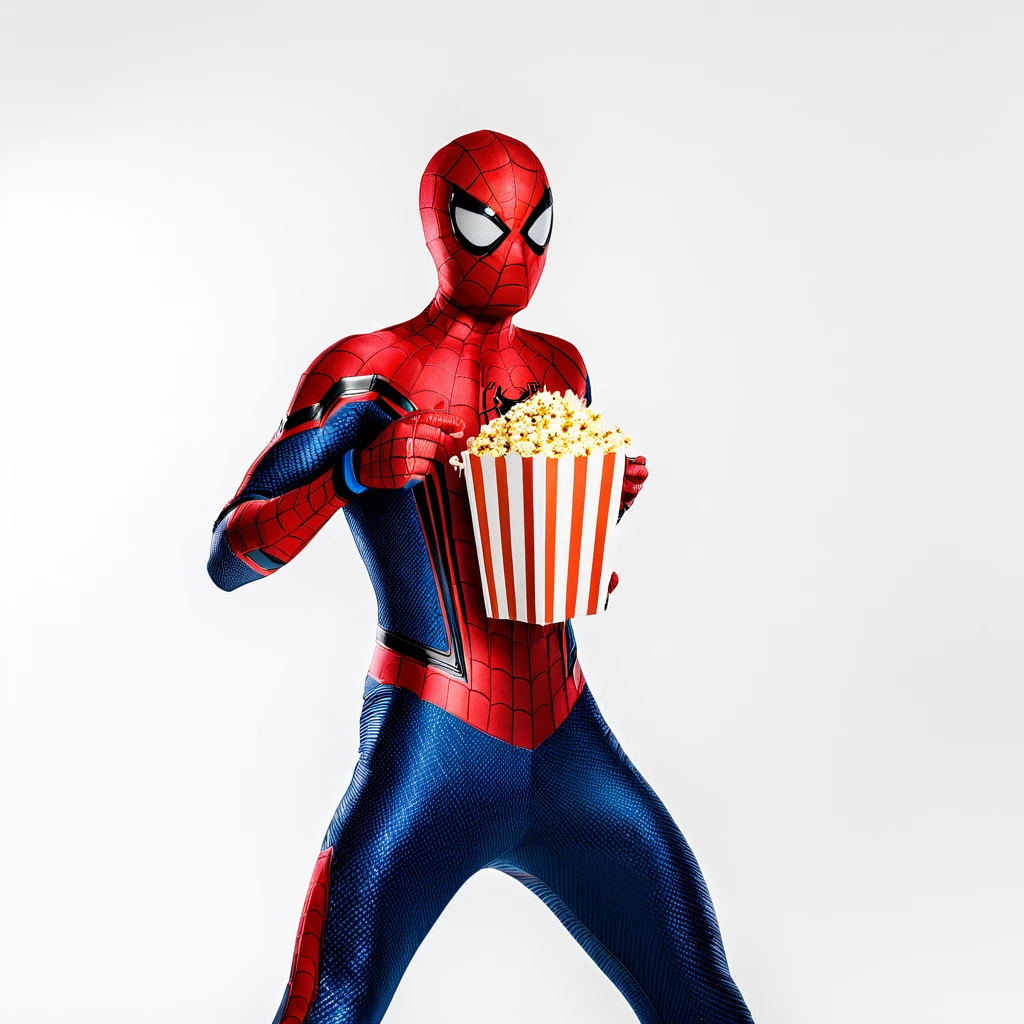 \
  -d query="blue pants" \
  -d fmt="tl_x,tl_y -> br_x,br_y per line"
276,679 -> 754,1024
